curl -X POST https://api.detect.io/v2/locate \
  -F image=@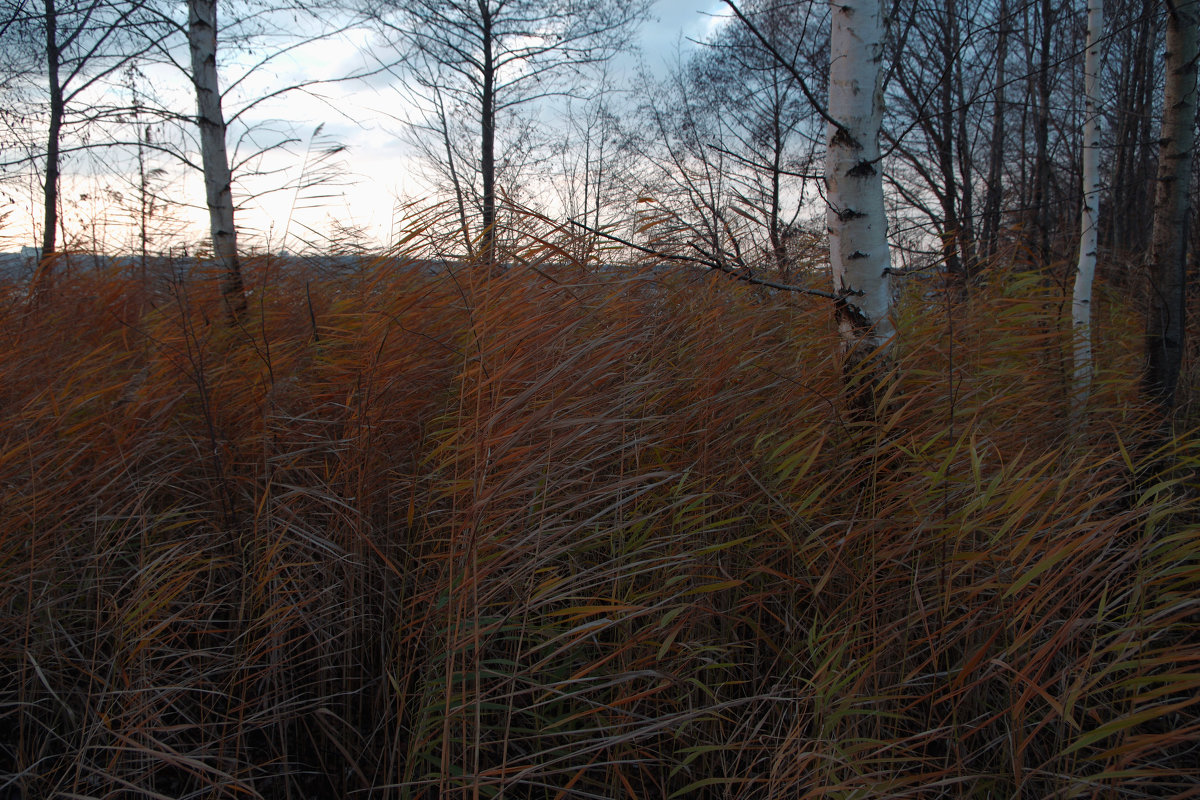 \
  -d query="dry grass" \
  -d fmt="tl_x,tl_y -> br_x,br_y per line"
2,229 -> 1198,799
